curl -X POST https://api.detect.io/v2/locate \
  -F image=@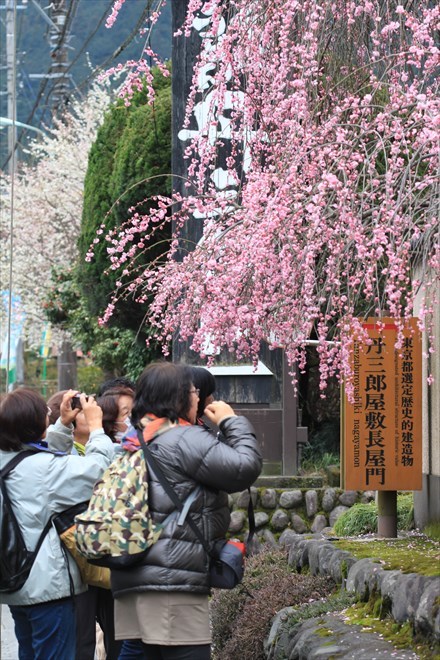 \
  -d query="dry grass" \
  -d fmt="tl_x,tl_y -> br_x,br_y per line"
210,547 -> 336,660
